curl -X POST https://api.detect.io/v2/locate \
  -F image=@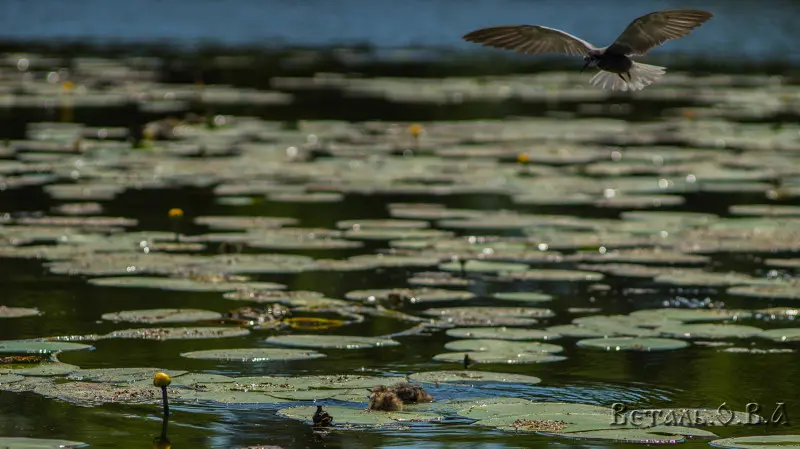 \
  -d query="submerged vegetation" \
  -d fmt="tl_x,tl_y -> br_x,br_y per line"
0,42 -> 799,448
